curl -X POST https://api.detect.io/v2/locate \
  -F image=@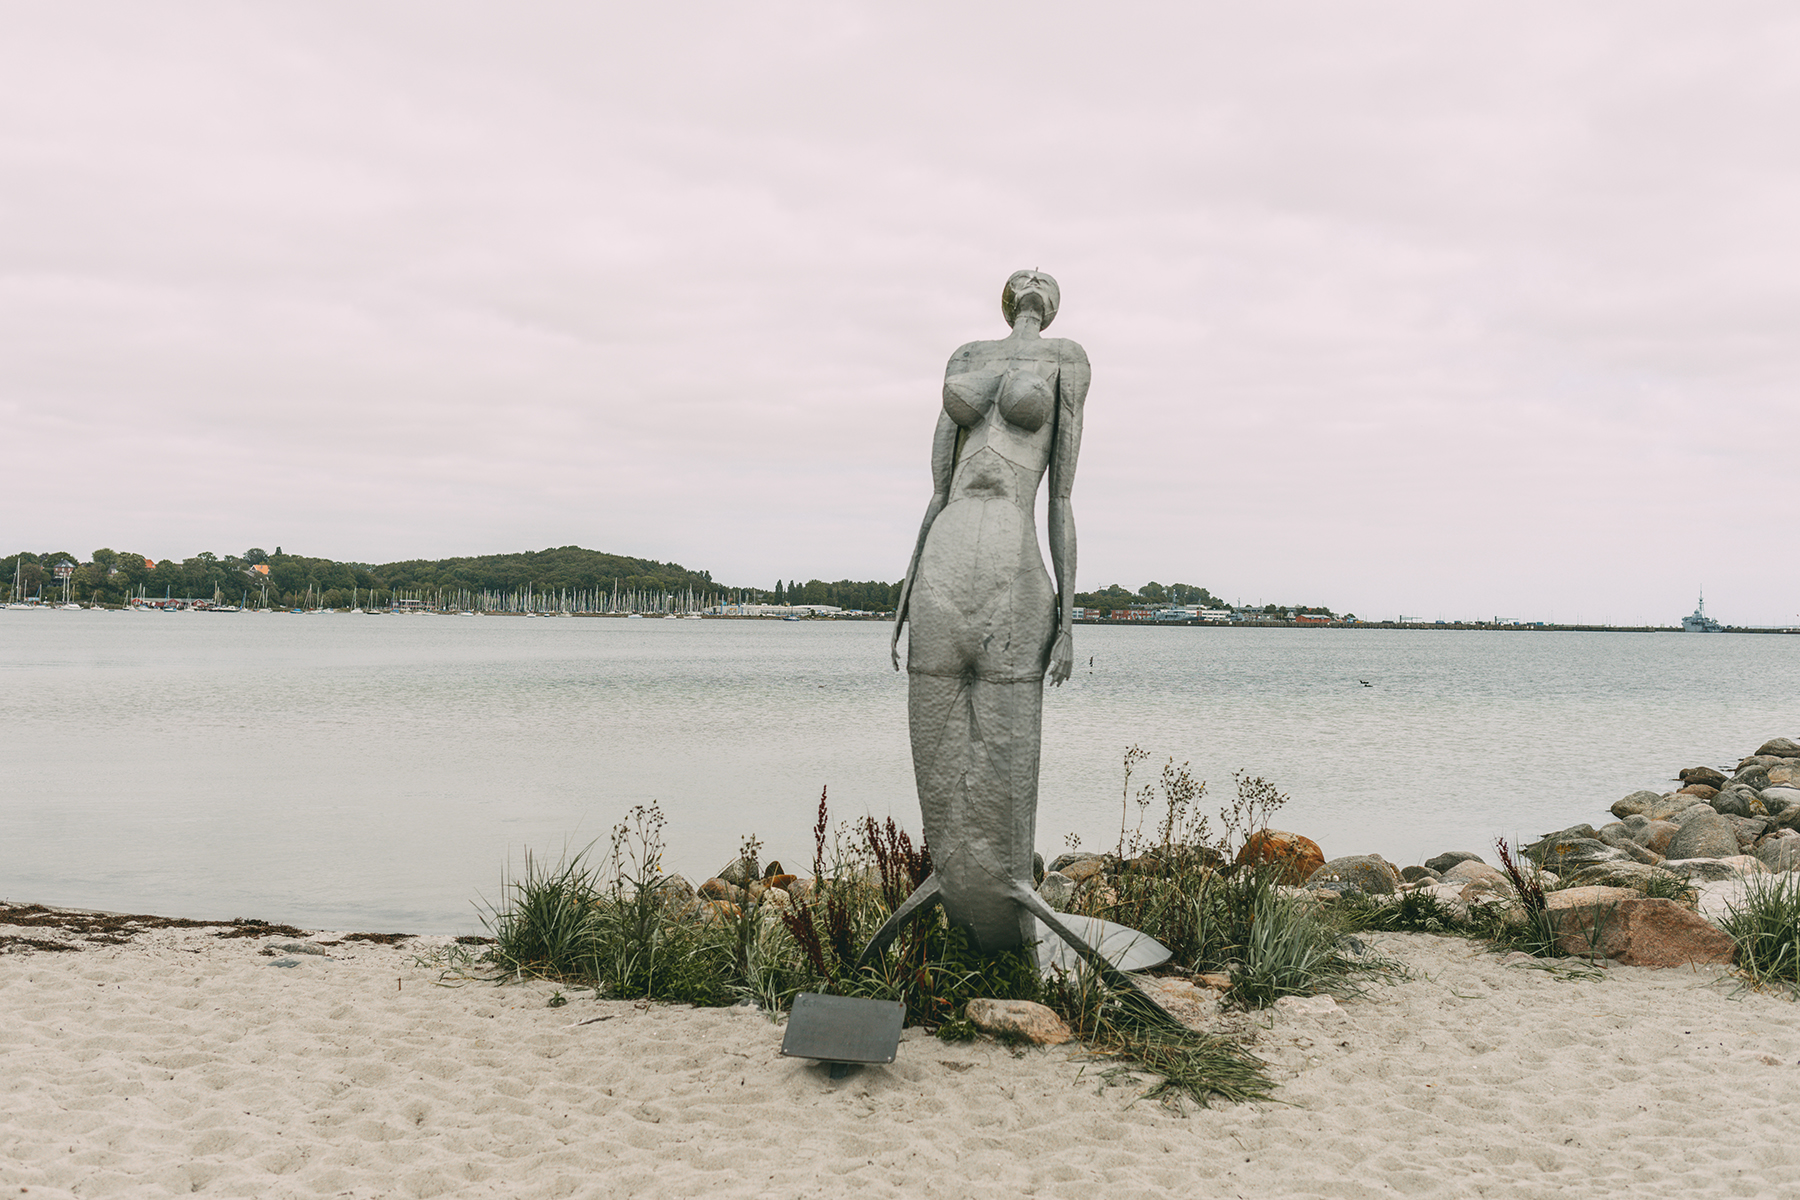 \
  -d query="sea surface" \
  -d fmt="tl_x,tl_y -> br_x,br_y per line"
4,609 -> 1796,934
